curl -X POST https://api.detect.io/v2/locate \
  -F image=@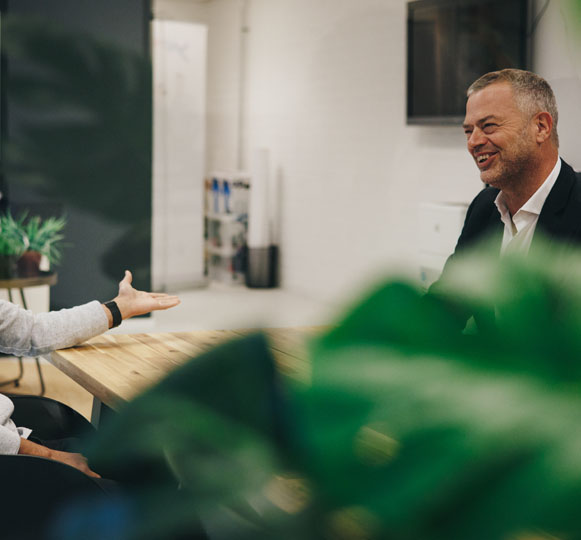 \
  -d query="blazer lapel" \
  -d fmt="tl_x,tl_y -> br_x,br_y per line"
532,160 -> 581,255
487,204 -> 504,253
